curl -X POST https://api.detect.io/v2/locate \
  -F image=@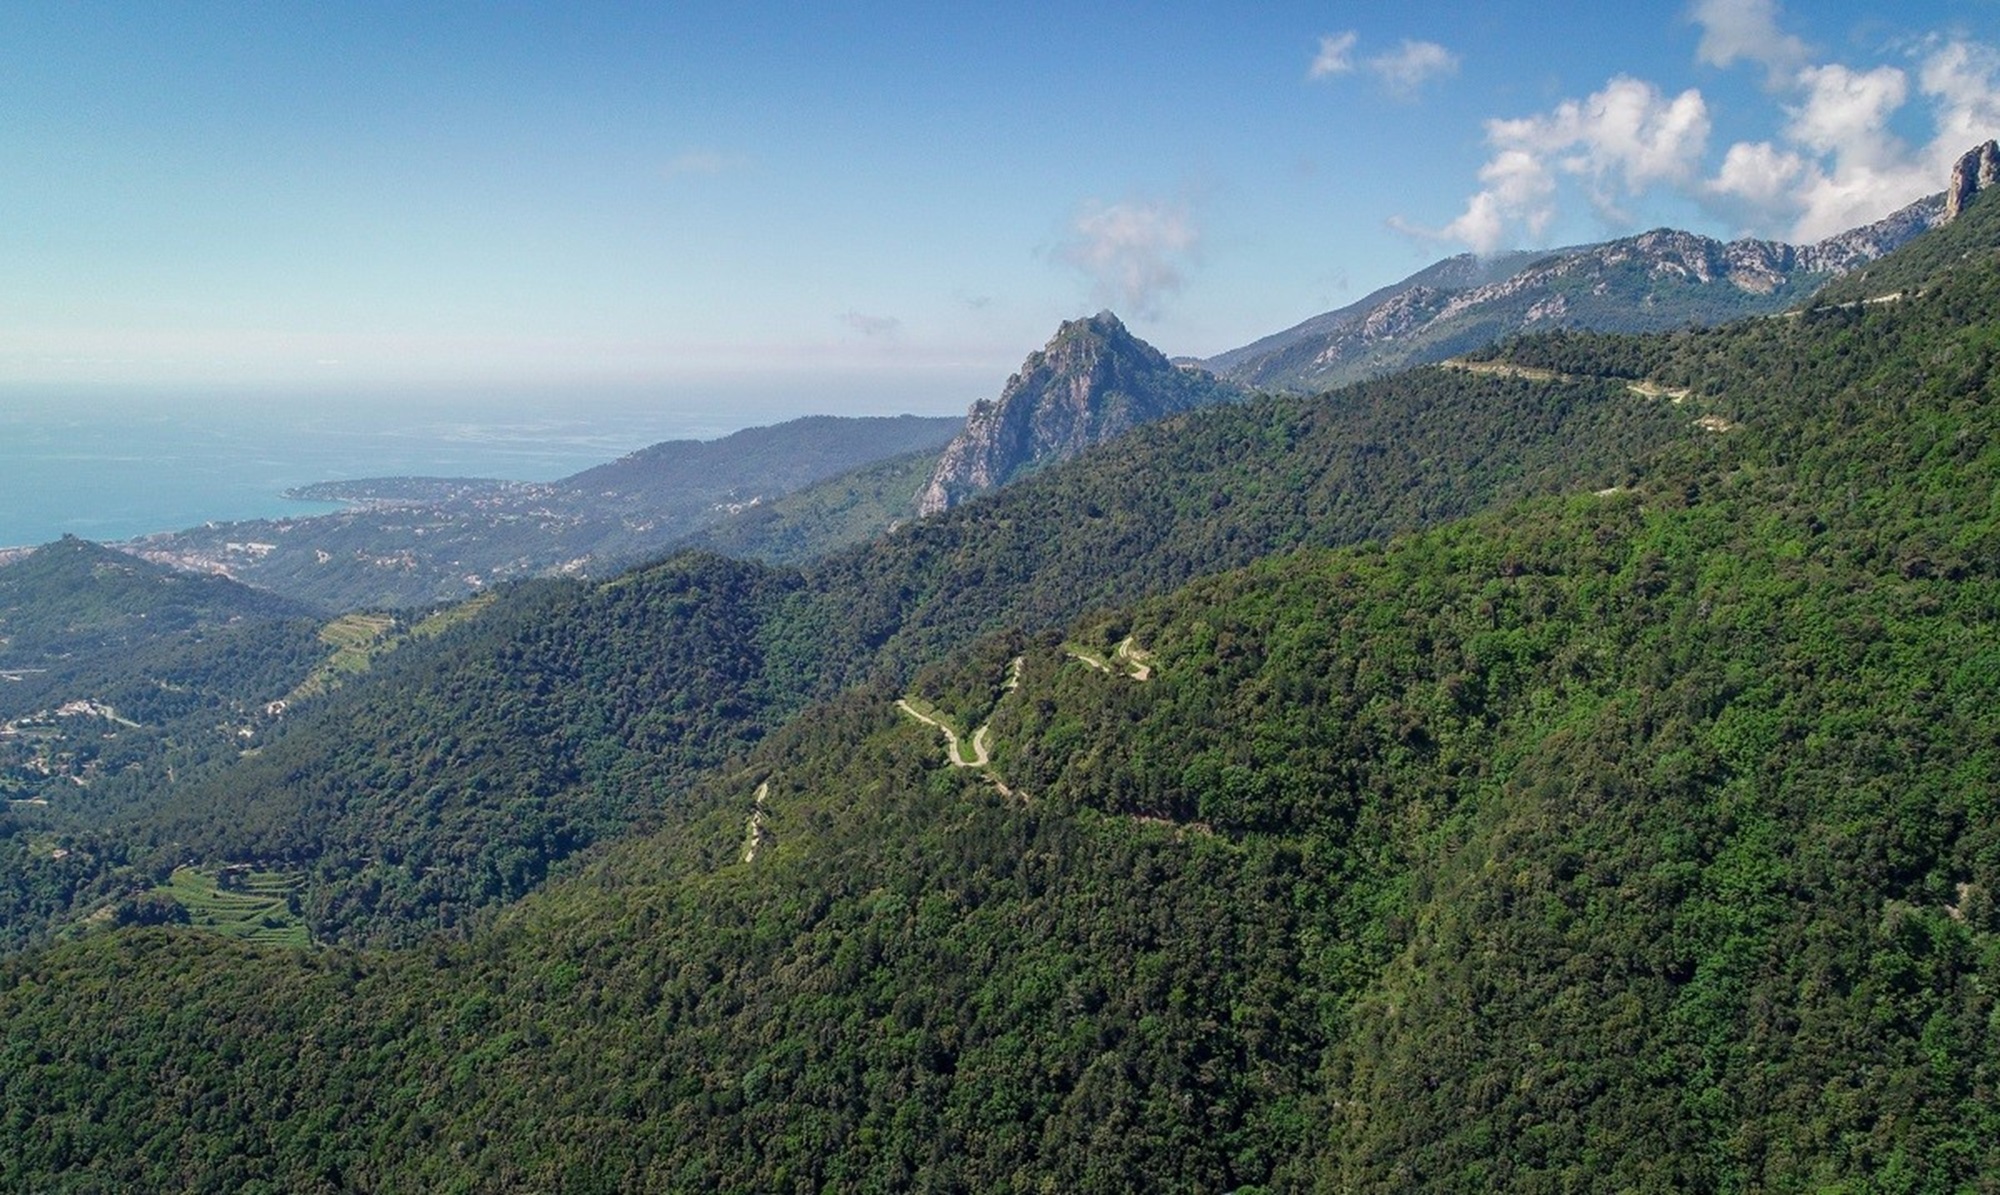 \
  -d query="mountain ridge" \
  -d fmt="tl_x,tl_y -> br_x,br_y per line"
1207,192 -> 1948,392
